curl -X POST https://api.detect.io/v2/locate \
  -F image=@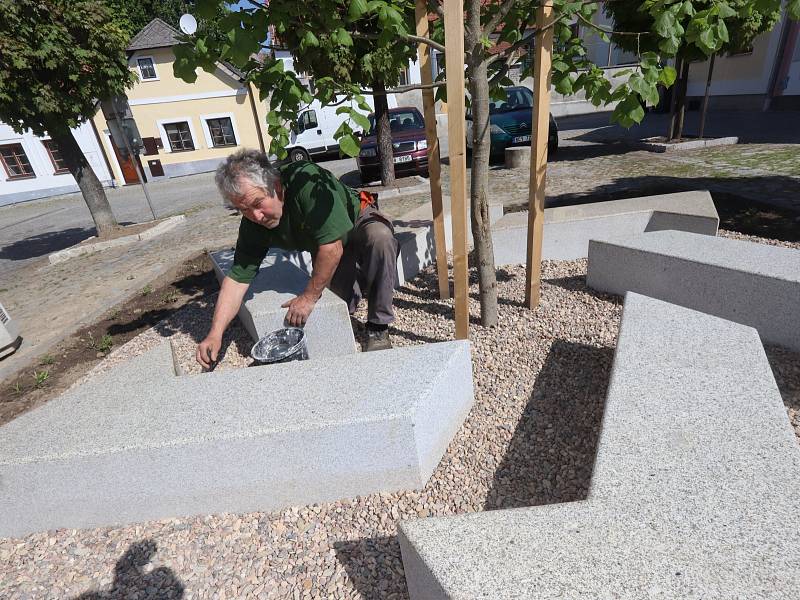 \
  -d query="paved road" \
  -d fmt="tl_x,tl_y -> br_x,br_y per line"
1,108 -> 796,284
